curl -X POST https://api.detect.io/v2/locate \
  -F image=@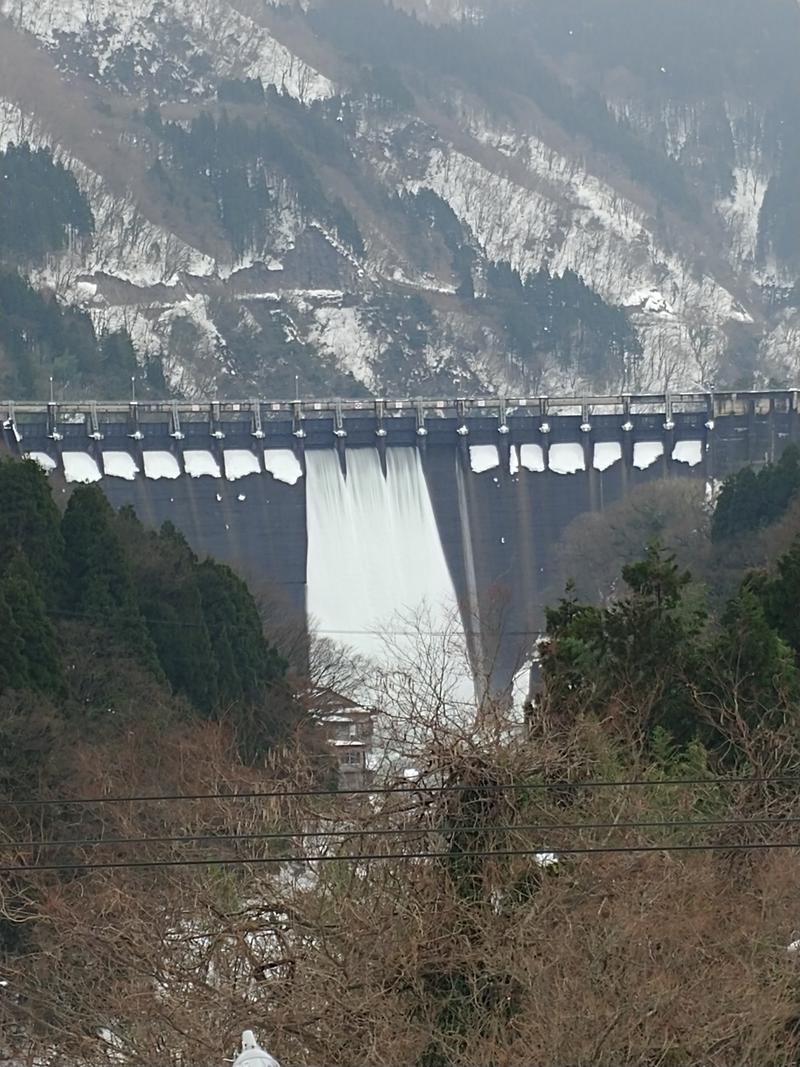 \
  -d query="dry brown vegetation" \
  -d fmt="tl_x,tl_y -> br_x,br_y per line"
3,680 -> 800,1067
